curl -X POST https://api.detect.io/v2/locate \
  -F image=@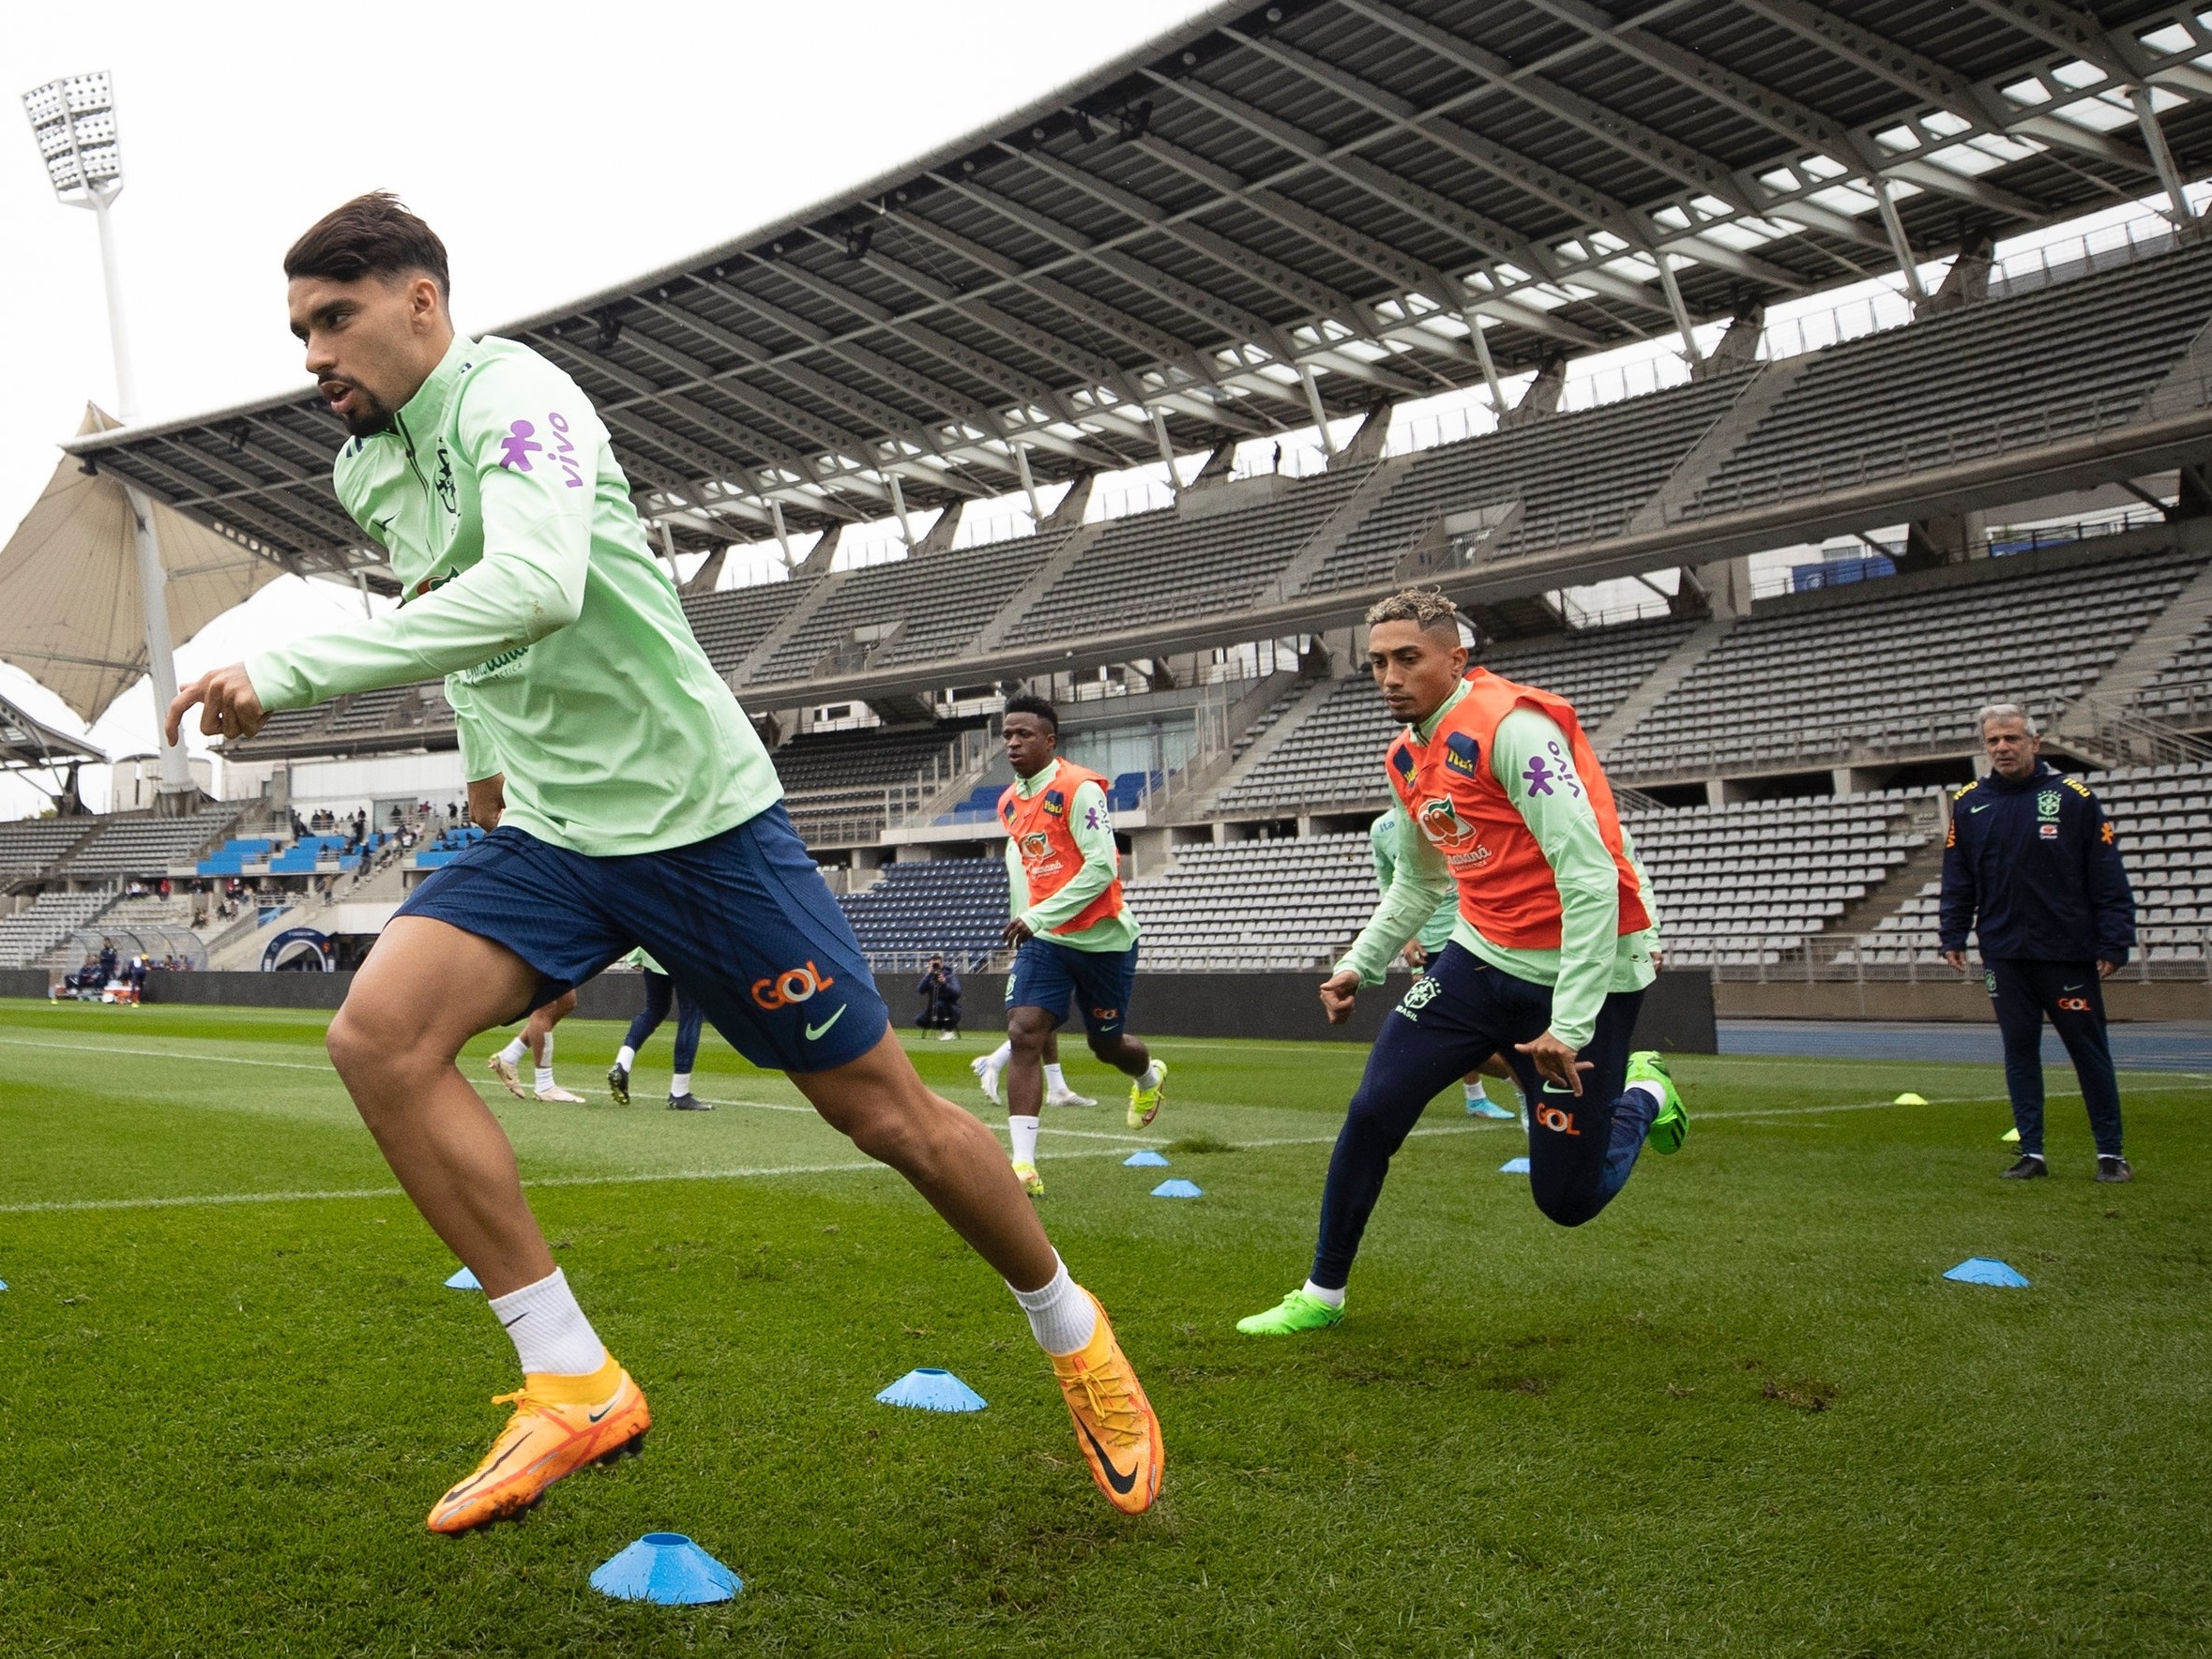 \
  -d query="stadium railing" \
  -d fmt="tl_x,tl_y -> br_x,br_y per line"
1680,928 -> 2211,983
